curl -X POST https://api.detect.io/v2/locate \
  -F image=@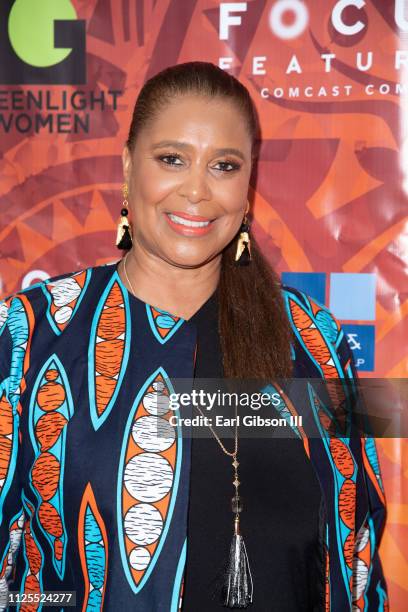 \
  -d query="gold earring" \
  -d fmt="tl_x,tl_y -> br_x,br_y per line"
234,203 -> 251,266
116,183 -> 133,250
